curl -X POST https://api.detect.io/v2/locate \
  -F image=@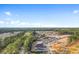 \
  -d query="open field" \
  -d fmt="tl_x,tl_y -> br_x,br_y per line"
0,28 -> 79,54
